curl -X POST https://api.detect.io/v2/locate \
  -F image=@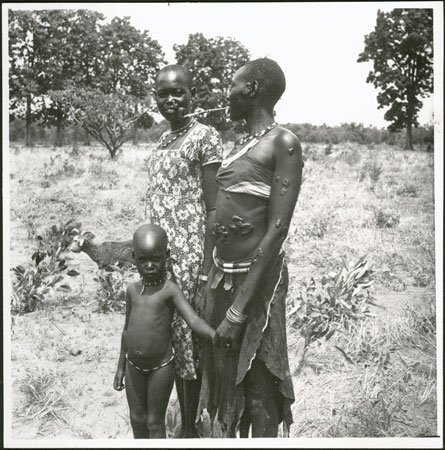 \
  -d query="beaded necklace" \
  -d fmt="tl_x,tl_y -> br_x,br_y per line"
157,119 -> 196,149
140,274 -> 167,295
238,121 -> 278,146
